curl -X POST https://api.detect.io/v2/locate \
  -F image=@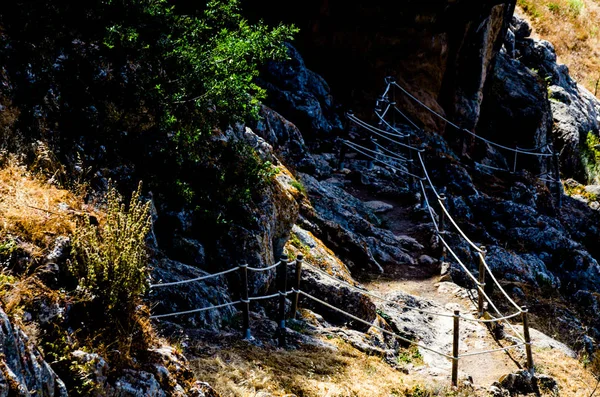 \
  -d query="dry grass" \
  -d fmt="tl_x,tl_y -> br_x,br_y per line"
188,337 -> 444,397
534,346 -> 600,396
0,160 -> 84,256
517,0 -> 600,97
